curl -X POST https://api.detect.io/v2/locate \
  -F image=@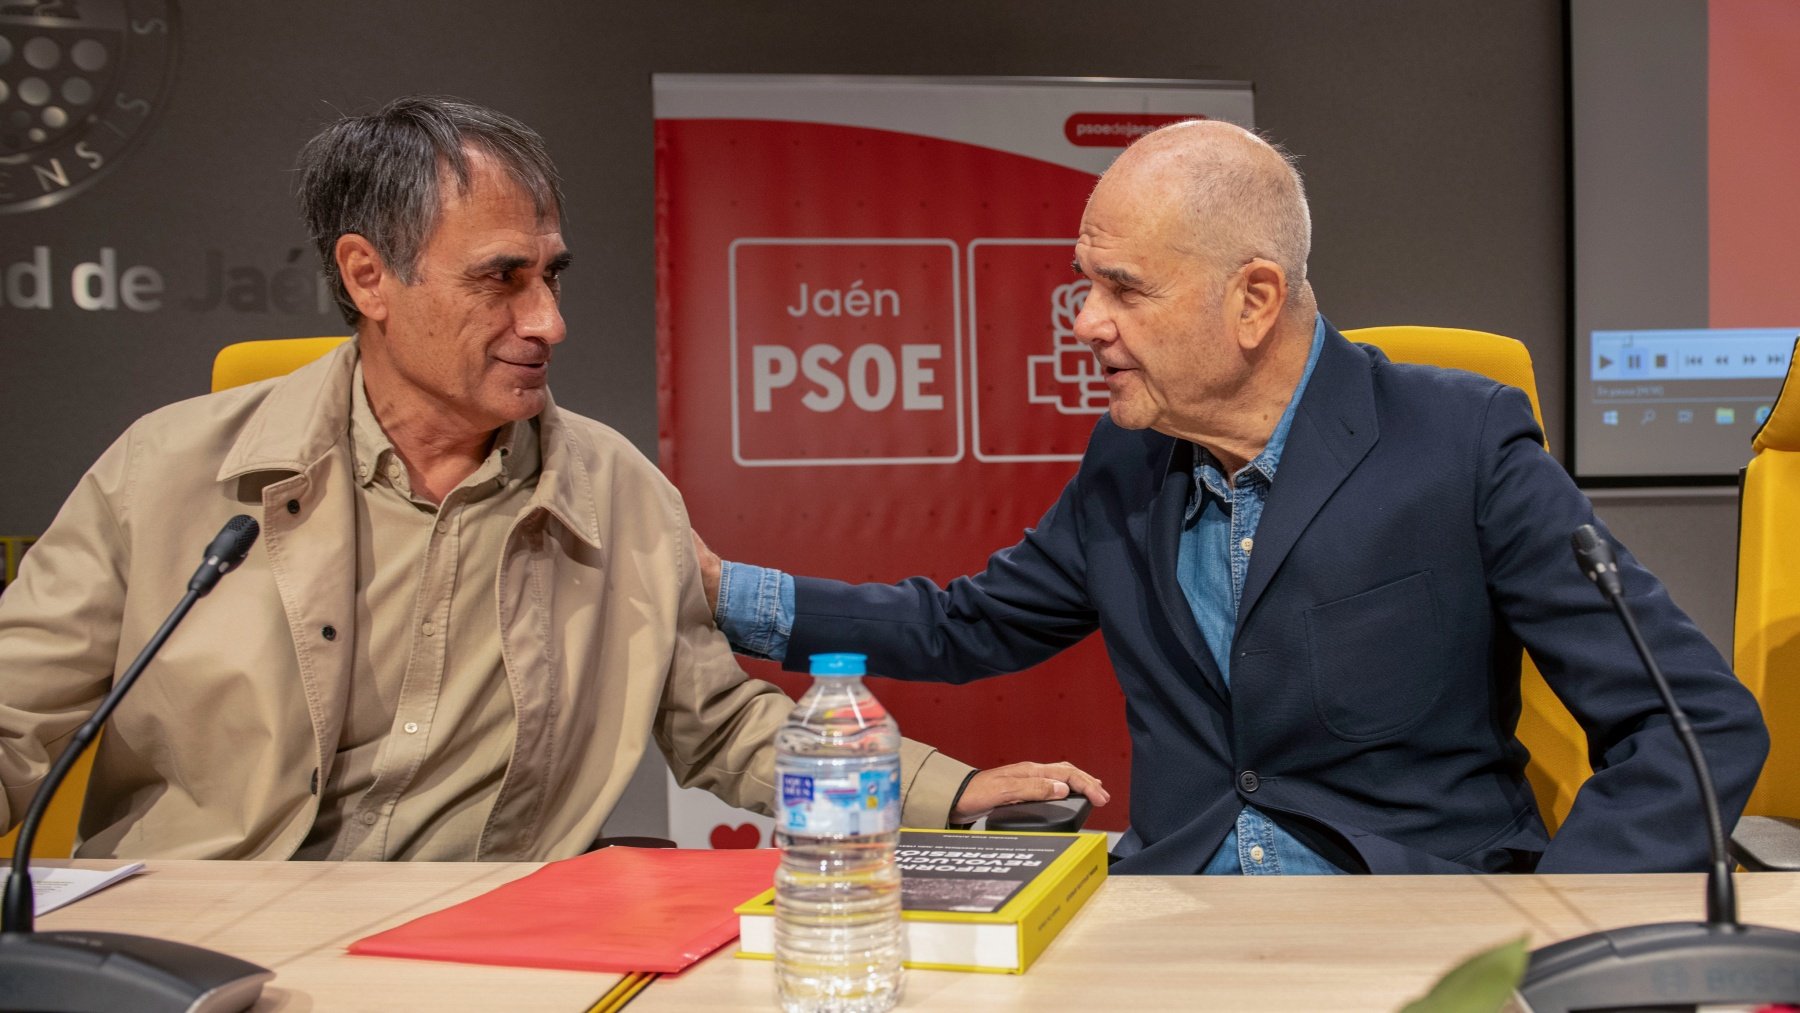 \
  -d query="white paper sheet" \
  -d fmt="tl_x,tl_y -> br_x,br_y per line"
28,862 -> 146,915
